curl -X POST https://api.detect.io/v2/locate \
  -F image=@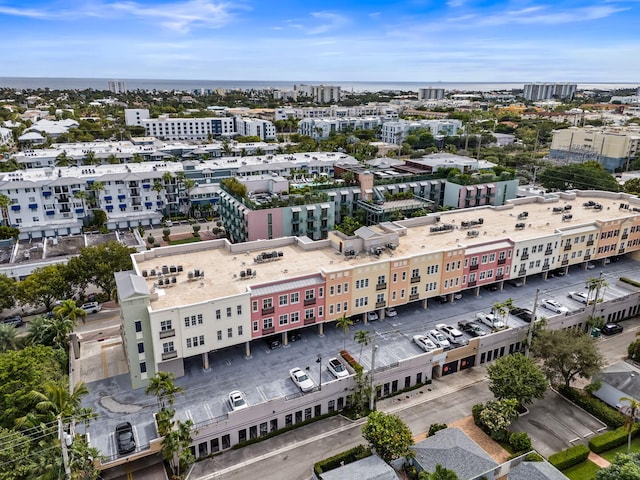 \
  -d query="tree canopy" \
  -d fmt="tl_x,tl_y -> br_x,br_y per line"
531,329 -> 603,387
0,274 -> 17,310
538,161 -> 619,192
595,452 -> 640,480
487,353 -> 547,405
17,264 -> 73,312
361,411 -> 414,463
